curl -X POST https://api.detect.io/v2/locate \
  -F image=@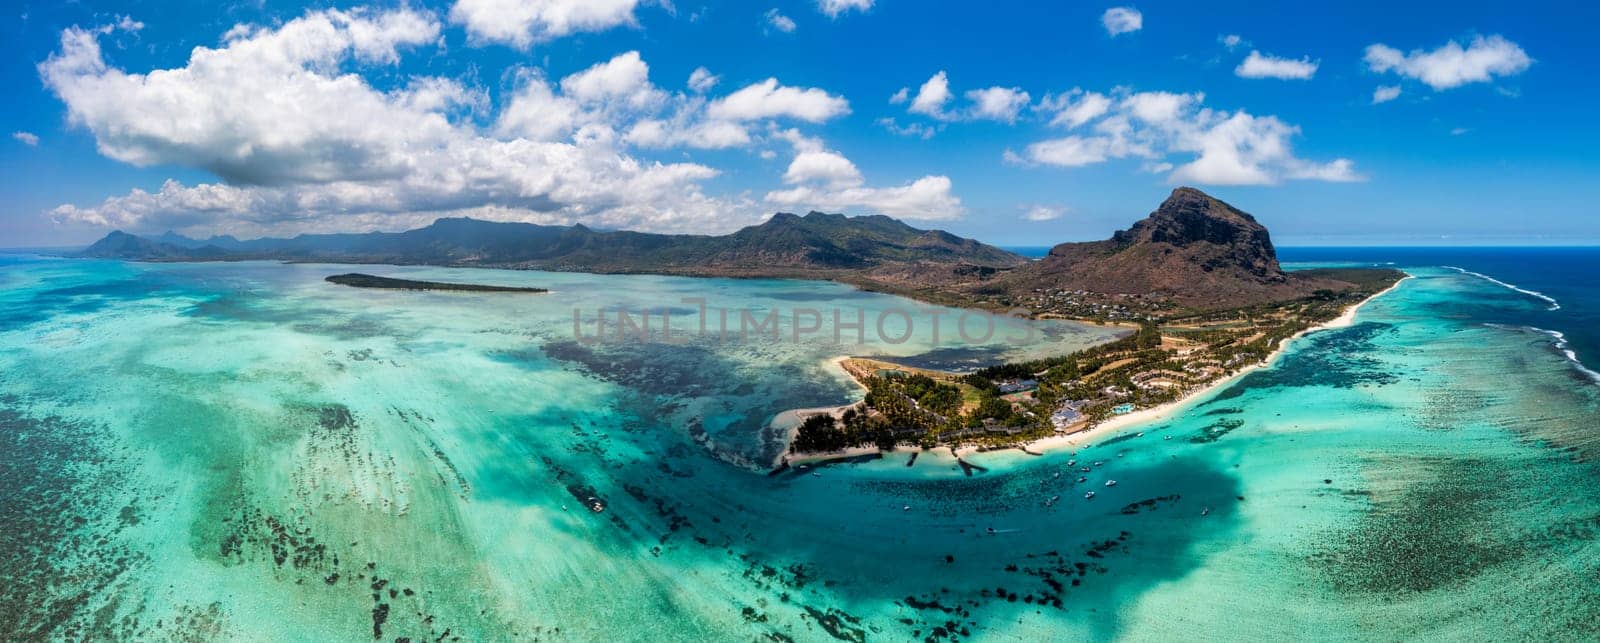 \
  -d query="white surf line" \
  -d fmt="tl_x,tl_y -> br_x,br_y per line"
1488,323 -> 1600,385
1533,327 -> 1600,384
1444,265 -> 1561,311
